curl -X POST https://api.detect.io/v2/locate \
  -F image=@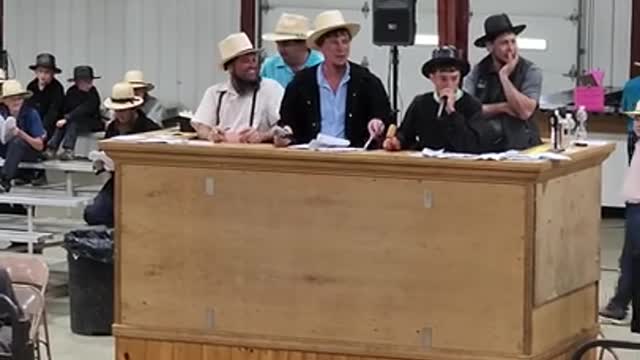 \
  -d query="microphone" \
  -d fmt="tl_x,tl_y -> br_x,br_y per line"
437,95 -> 448,118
